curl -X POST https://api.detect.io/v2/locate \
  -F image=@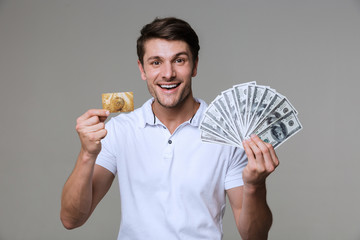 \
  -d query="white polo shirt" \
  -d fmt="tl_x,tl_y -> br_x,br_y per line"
96,98 -> 247,240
